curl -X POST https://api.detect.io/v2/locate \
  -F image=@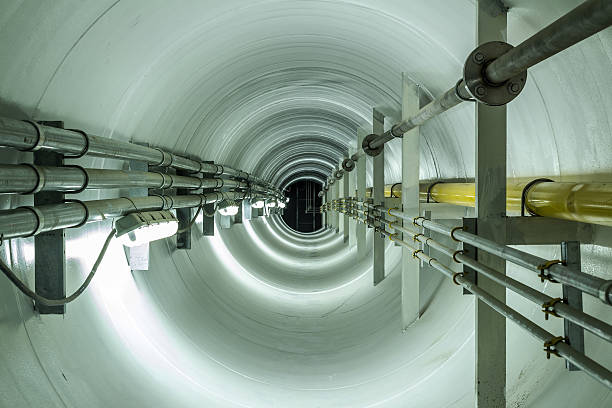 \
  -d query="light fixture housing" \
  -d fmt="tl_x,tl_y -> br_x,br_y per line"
115,210 -> 178,247
218,200 -> 240,216
251,199 -> 265,209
